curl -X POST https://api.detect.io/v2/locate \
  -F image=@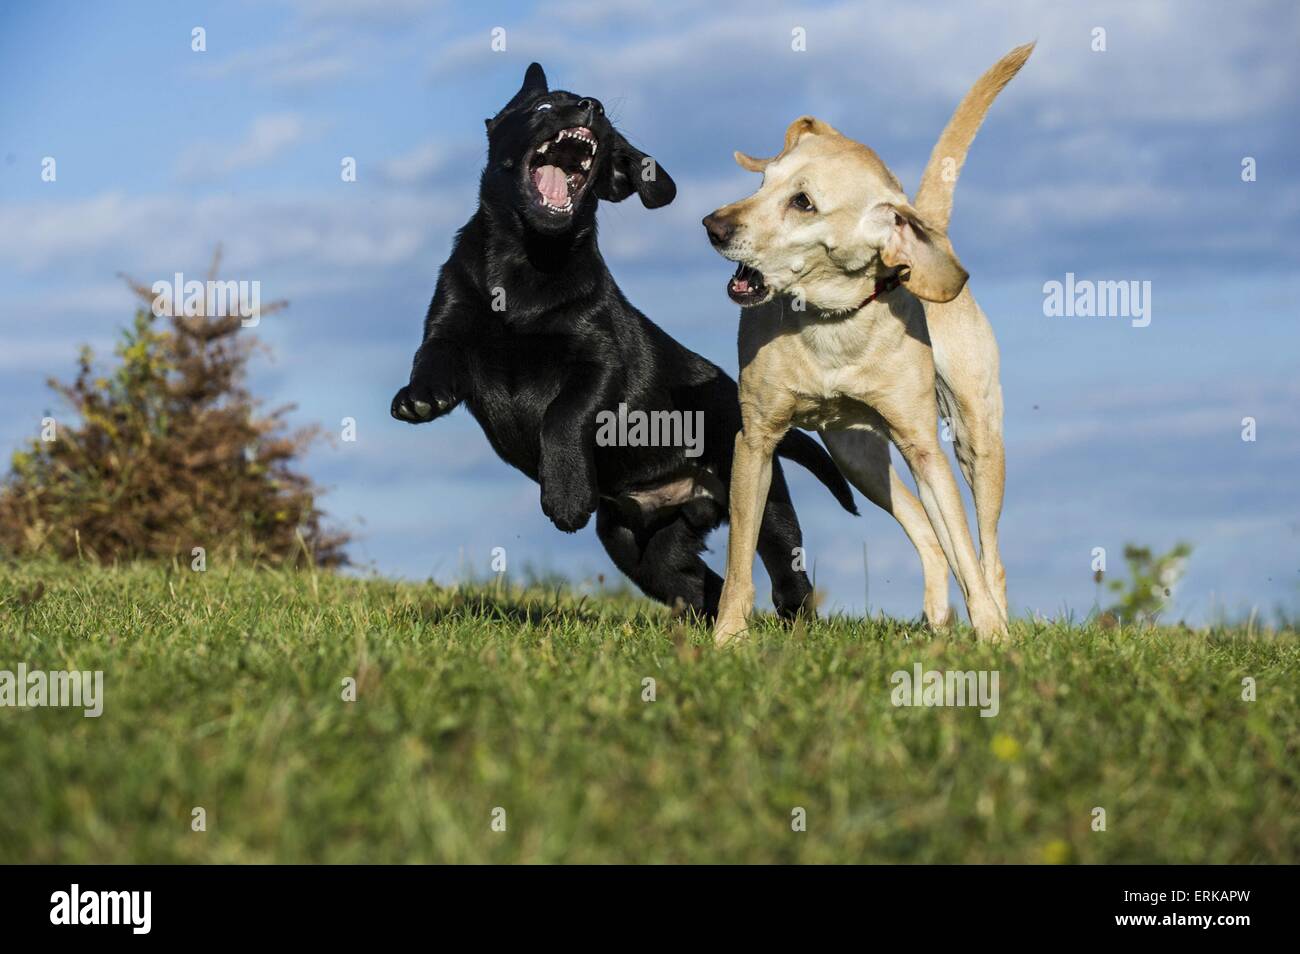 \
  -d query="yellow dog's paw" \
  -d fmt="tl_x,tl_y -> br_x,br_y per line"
973,616 -> 1010,644
713,616 -> 750,647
